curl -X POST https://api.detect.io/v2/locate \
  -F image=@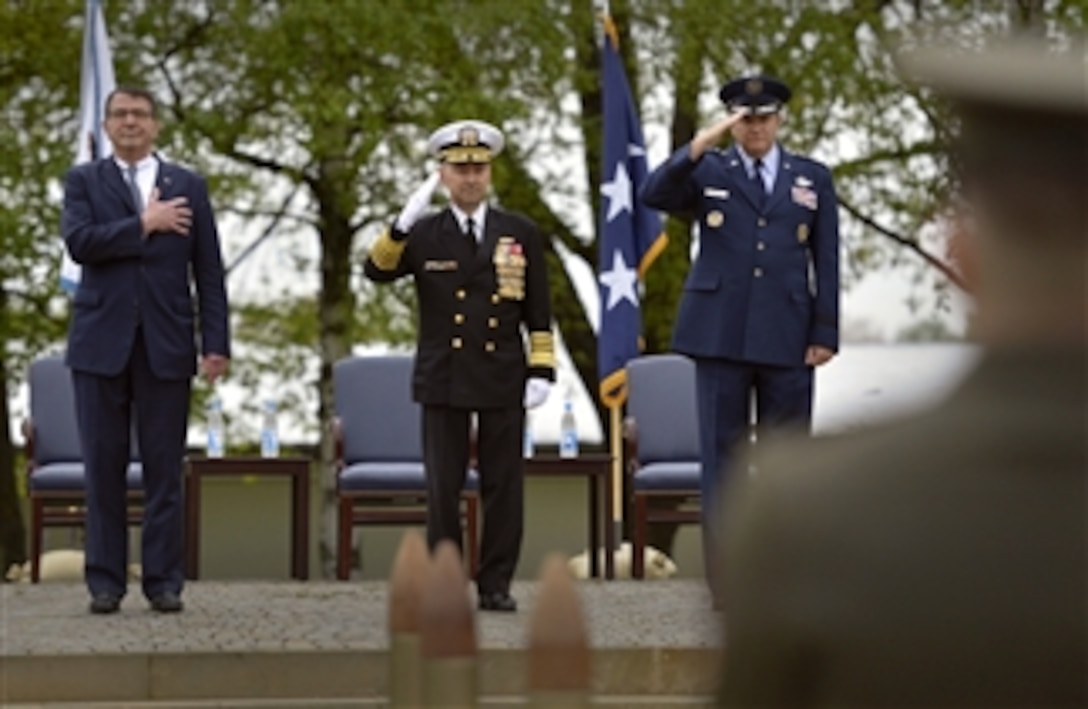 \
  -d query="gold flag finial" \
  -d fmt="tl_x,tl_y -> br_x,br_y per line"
600,13 -> 620,50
